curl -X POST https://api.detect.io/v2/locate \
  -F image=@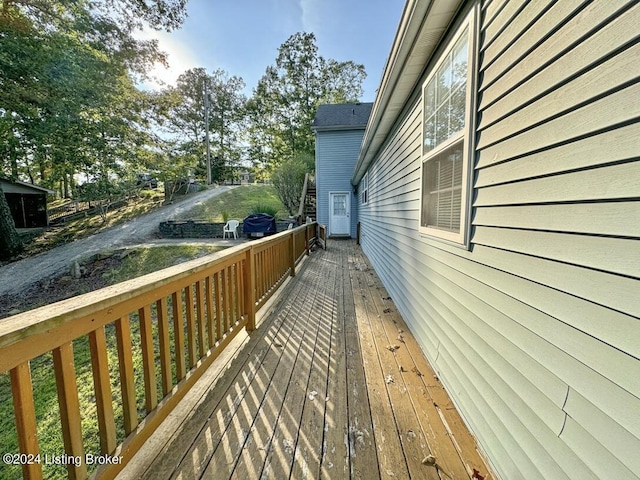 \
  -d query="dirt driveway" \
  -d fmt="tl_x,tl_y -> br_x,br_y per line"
0,185 -> 236,298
